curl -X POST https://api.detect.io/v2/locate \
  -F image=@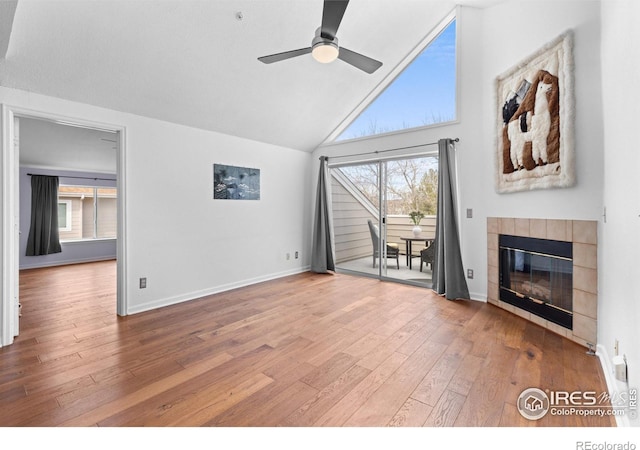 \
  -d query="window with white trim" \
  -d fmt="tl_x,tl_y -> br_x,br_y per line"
57,200 -> 72,232
58,185 -> 117,242
335,17 -> 457,141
